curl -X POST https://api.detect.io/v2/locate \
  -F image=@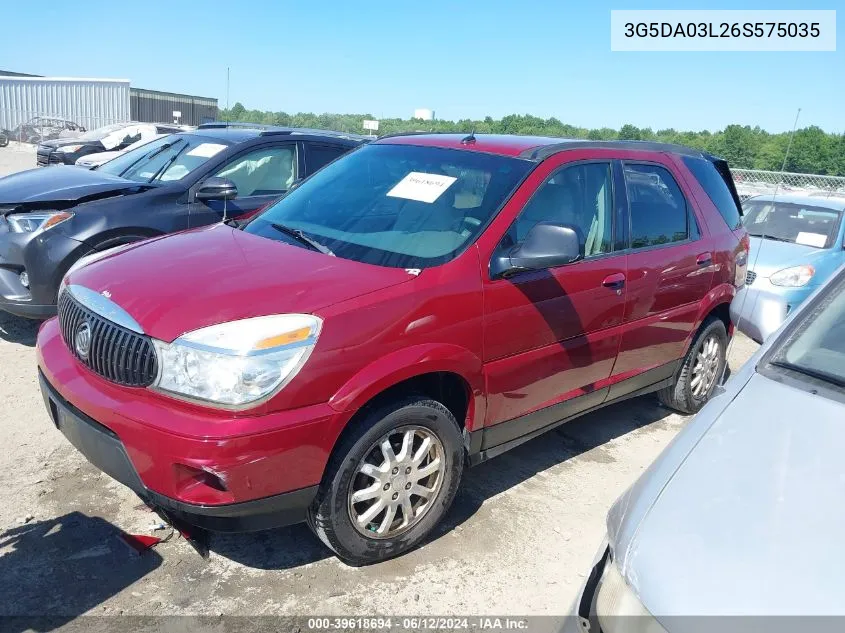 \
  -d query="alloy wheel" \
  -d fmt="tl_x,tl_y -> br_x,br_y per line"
690,335 -> 721,399
347,426 -> 446,539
